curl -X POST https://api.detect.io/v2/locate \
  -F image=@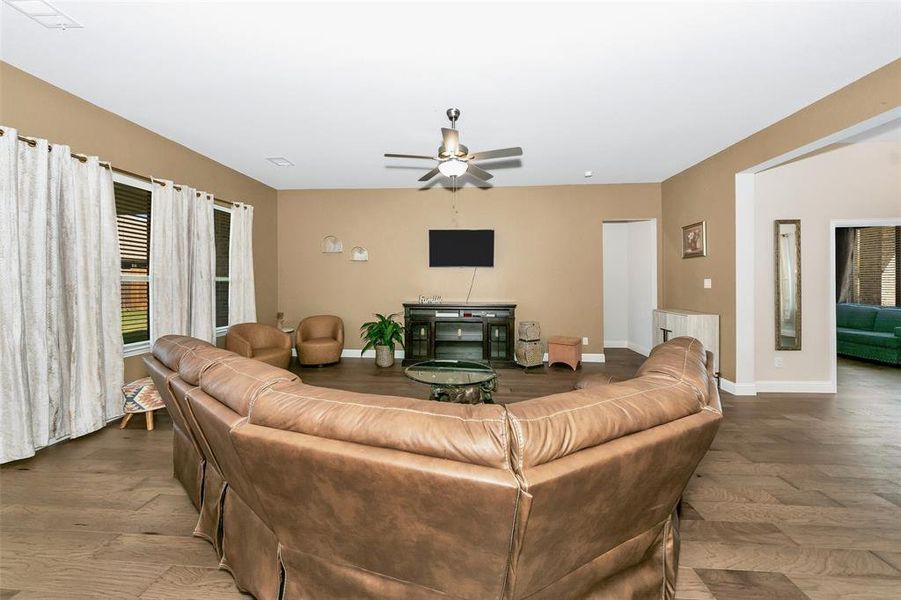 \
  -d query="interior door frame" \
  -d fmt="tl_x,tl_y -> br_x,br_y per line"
731,106 -> 901,395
